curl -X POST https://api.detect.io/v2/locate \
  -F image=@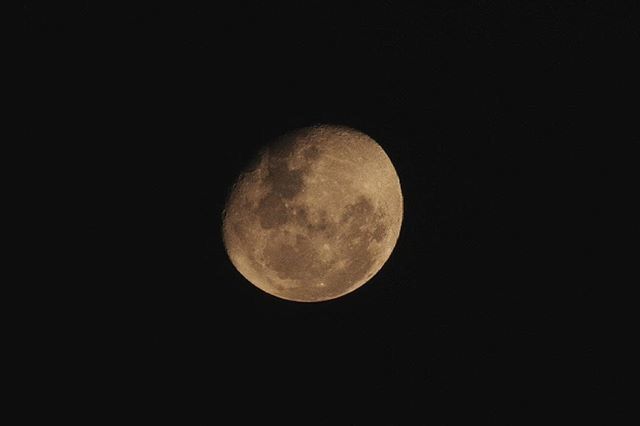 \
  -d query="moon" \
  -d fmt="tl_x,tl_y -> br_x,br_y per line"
222,125 -> 403,302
